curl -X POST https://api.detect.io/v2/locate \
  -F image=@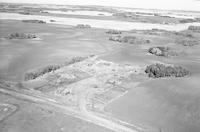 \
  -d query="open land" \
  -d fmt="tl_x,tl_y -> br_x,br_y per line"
0,2 -> 200,132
